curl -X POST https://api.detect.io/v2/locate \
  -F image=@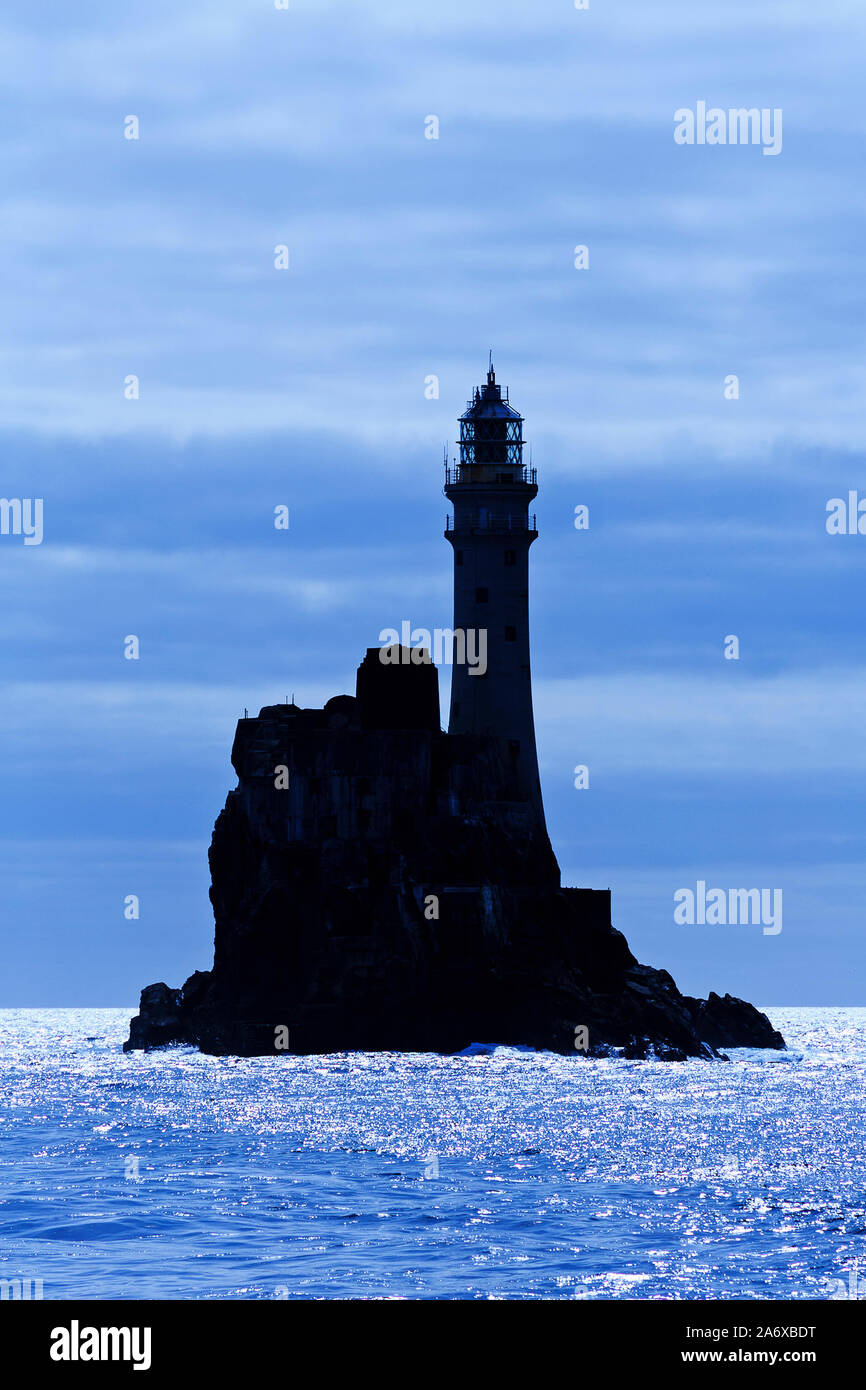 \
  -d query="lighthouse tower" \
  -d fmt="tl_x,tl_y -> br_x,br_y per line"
444,363 -> 545,821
